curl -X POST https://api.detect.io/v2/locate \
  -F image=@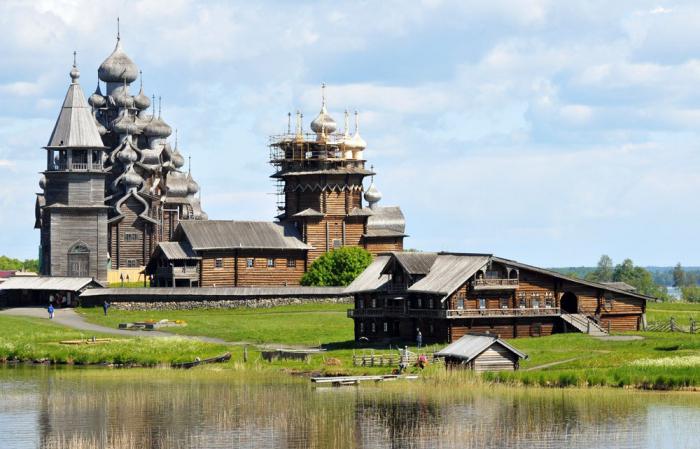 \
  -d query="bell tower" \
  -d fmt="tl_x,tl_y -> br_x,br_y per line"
36,56 -> 109,282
